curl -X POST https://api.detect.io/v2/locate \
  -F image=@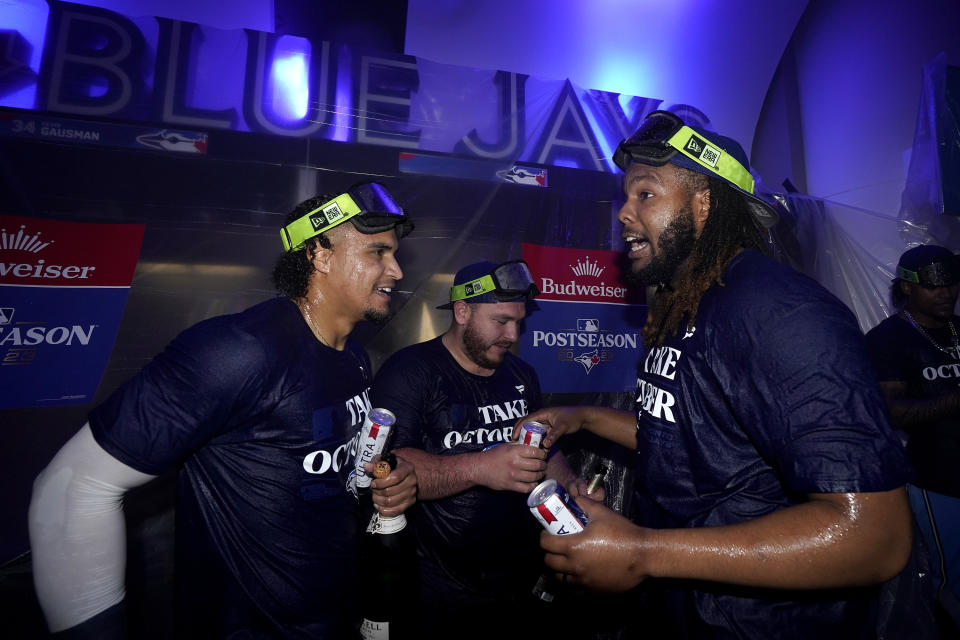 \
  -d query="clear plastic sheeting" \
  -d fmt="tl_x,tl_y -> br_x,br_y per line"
765,54 -> 960,335
768,193 -> 909,333
900,53 -> 960,242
